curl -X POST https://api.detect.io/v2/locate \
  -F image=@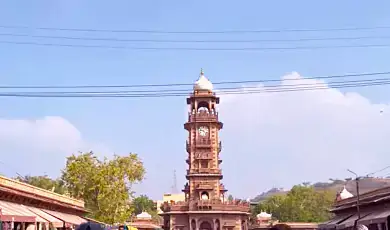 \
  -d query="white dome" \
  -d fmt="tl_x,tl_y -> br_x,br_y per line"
137,211 -> 152,219
257,211 -> 272,218
194,69 -> 213,91
340,186 -> 354,200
